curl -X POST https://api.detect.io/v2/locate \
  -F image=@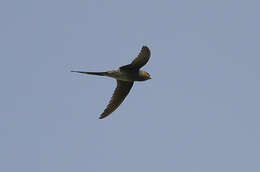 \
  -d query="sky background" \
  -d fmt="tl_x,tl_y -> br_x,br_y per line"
1,0 -> 260,171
